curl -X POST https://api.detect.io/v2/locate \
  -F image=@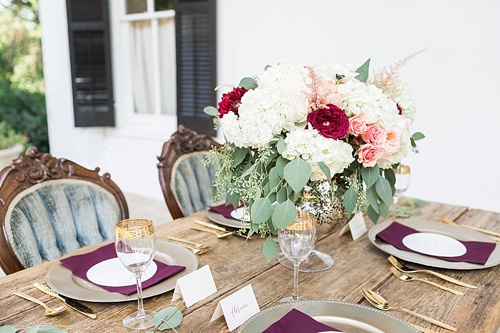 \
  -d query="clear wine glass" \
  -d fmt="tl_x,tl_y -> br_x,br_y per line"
393,164 -> 411,206
115,218 -> 156,329
278,211 -> 316,302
